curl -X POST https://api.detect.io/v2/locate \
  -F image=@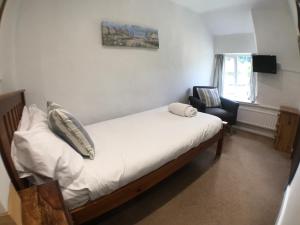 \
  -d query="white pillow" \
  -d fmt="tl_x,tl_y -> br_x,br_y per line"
11,106 -> 31,177
28,104 -> 48,129
14,122 -> 84,188
18,106 -> 31,130
11,105 -> 46,178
